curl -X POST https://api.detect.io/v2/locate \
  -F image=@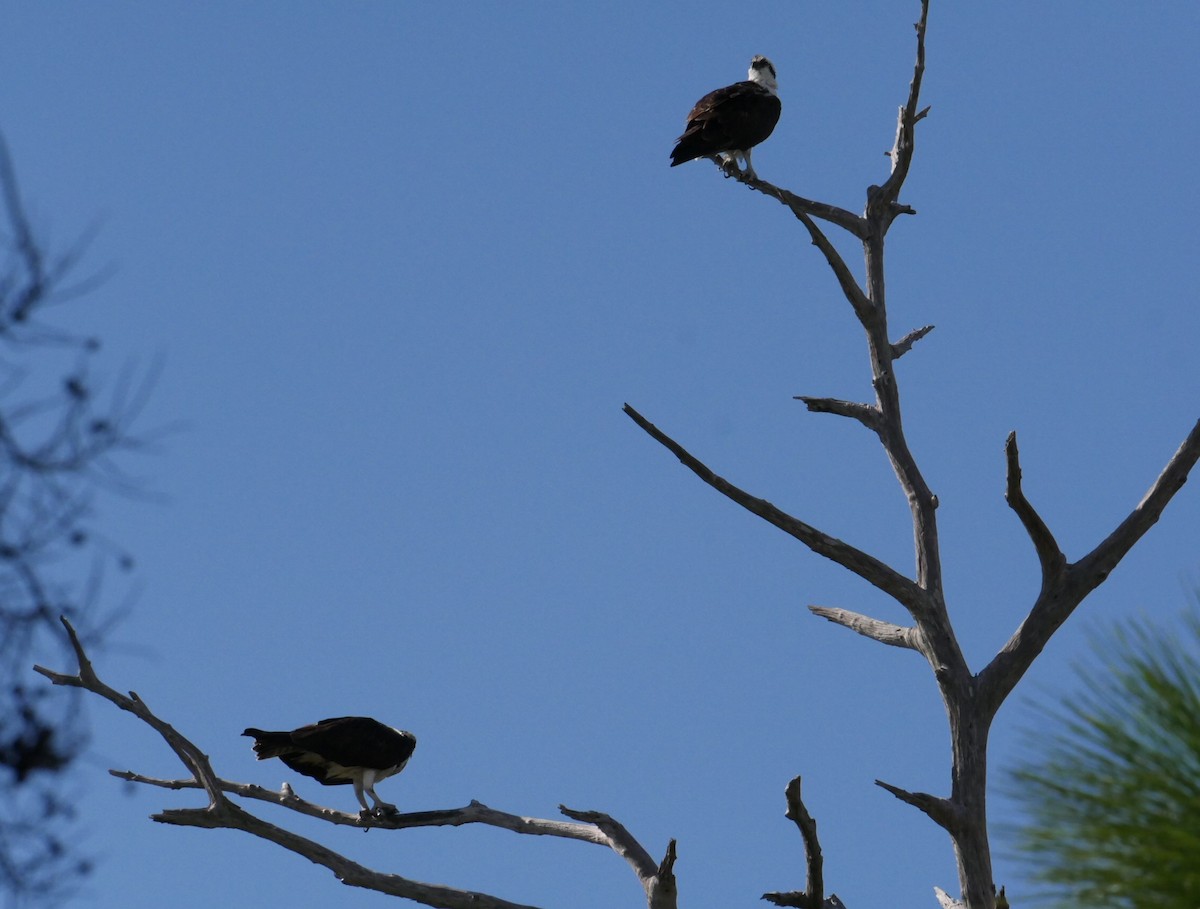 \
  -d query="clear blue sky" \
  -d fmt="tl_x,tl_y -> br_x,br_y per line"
4,3 -> 1199,908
